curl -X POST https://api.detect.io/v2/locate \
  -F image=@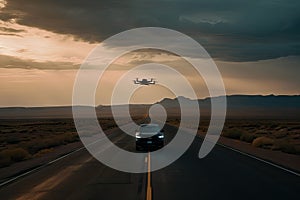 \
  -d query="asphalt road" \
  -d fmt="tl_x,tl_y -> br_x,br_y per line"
0,124 -> 299,200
